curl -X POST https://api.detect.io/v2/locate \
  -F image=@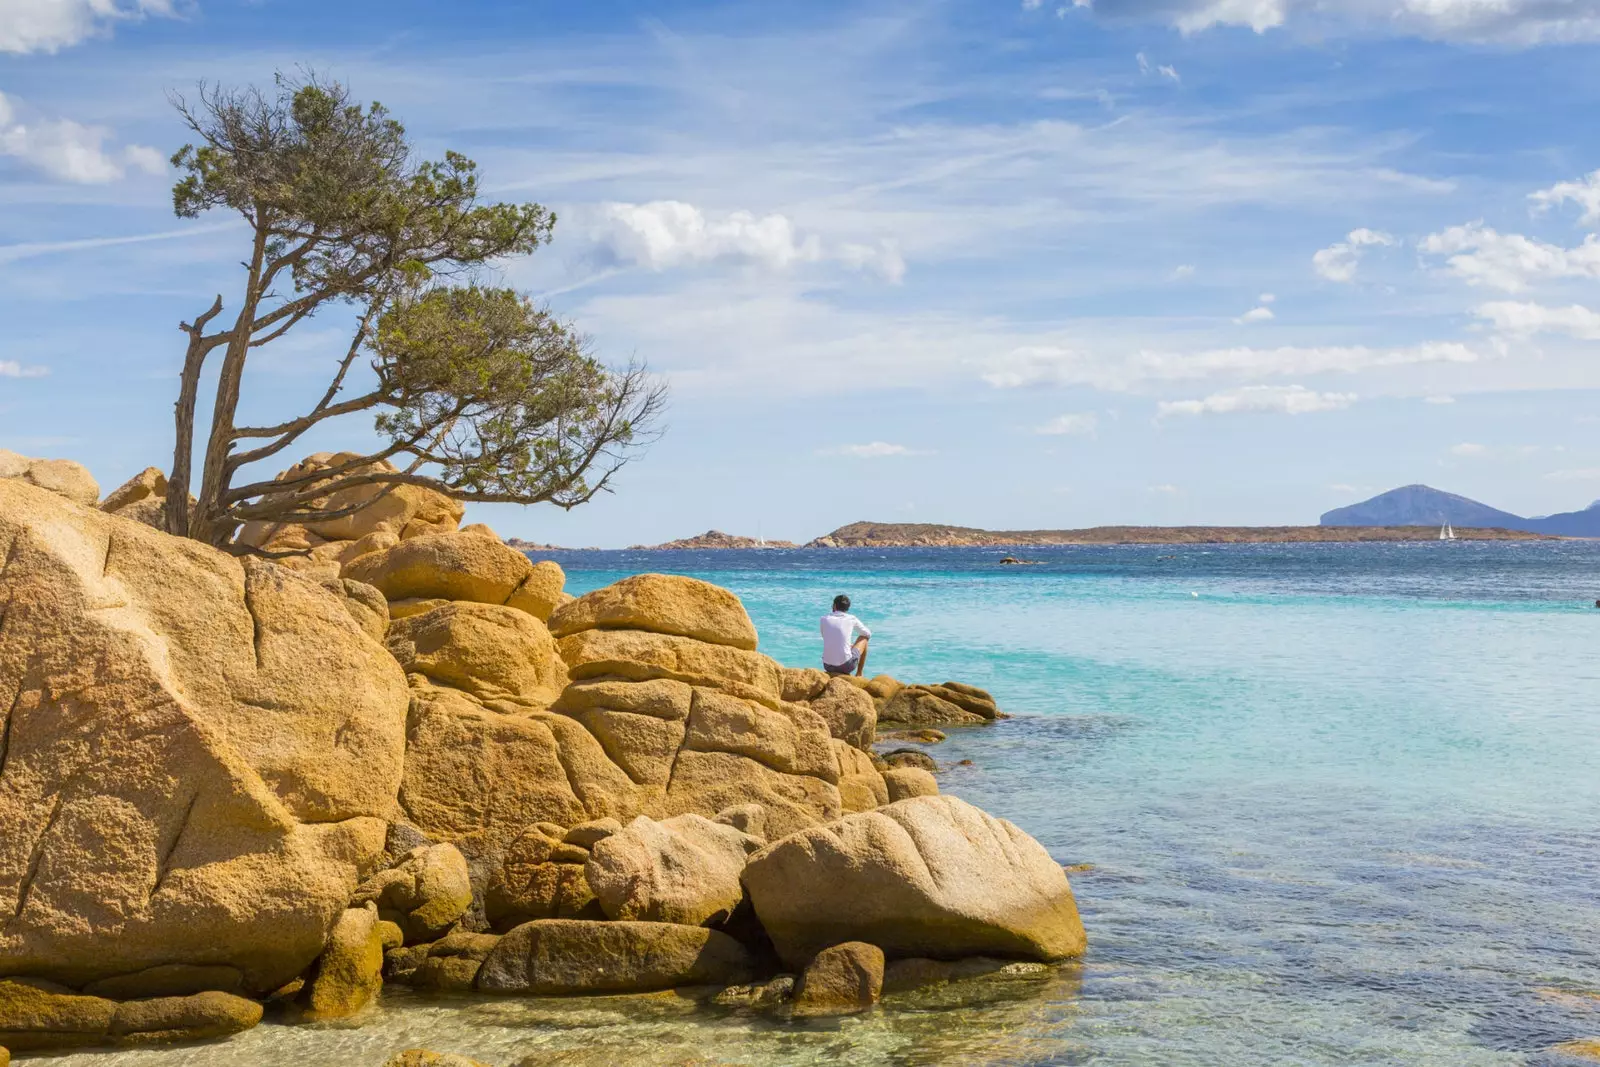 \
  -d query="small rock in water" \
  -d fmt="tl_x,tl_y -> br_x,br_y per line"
384,1051 -> 495,1067
1550,1038 -> 1600,1062
882,748 -> 938,773
793,942 -> 885,1018
711,974 -> 795,1010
